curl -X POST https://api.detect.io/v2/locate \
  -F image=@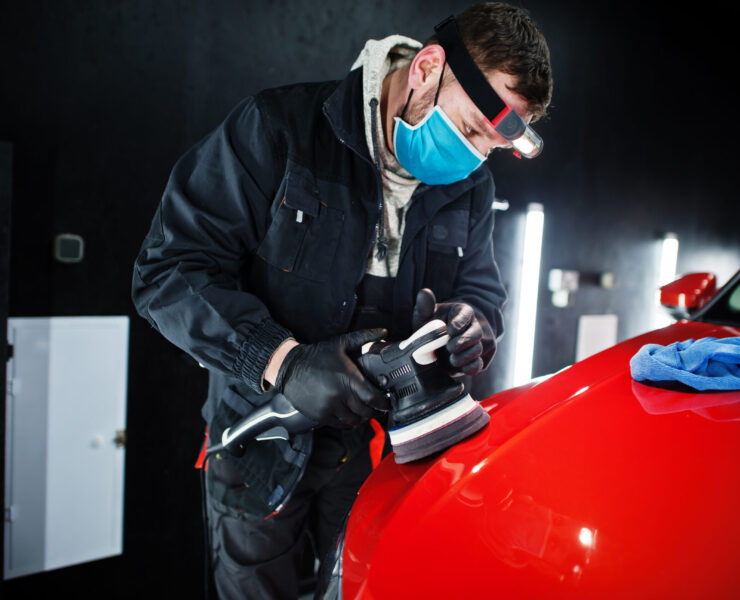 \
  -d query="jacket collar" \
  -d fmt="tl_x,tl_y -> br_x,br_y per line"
322,67 -> 371,162
415,167 -> 489,216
